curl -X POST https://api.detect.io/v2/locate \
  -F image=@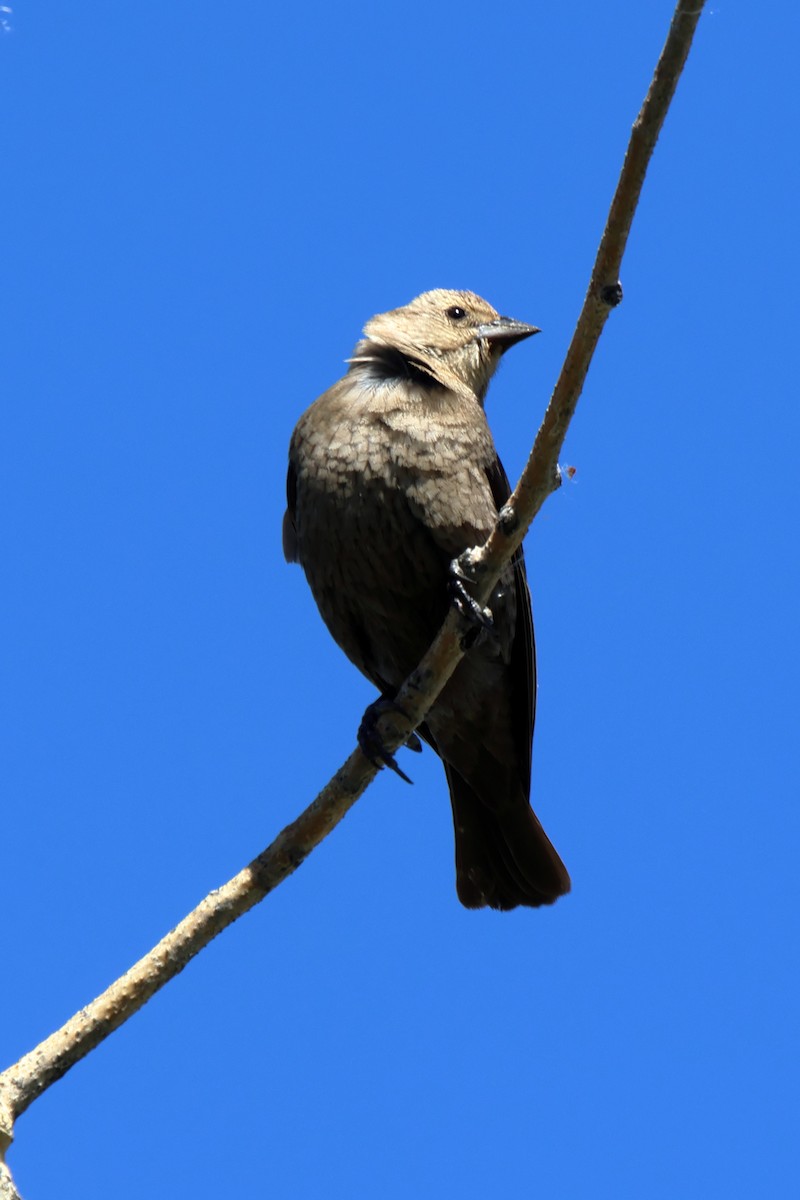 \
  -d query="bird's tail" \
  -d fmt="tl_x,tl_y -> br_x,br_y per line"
445,767 -> 571,910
